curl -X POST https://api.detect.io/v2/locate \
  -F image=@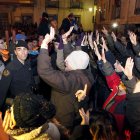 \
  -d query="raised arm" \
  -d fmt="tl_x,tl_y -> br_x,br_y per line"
129,31 -> 140,55
102,27 -> 115,52
120,57 -> 138,93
